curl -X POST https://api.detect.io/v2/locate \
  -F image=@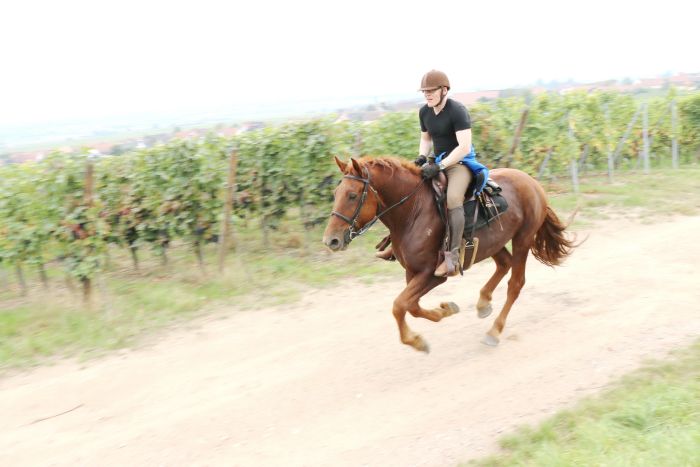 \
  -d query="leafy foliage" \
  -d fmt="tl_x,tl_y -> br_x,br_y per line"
1,89 -> 699,287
